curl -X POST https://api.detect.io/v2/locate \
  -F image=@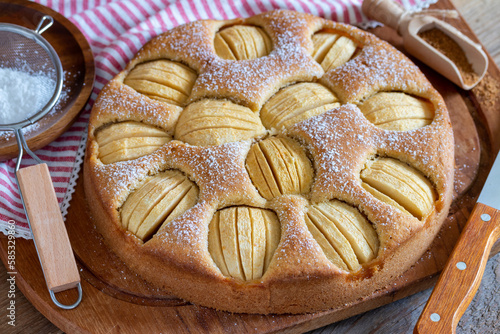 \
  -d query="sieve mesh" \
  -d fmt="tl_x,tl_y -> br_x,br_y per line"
0,22 -> 62,128
0,30 -> 56,76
